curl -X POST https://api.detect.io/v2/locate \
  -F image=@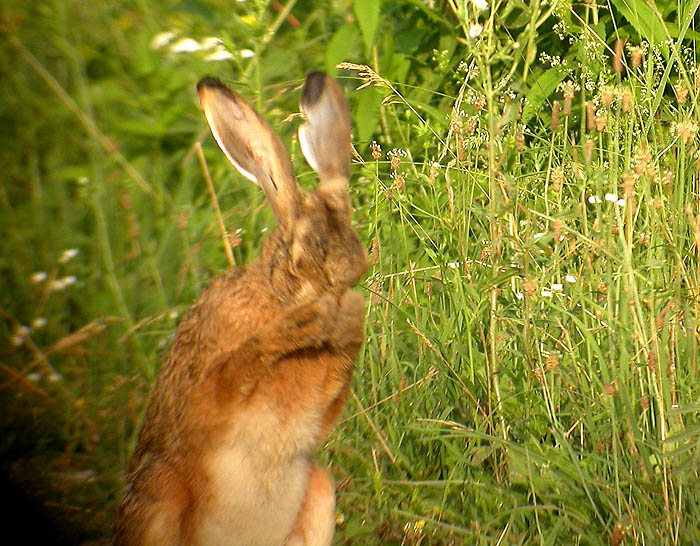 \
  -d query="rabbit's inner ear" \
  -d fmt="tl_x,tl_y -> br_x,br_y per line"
298,124 -> 319,174
197,77 -> 300,229
299,72 -> 352,186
